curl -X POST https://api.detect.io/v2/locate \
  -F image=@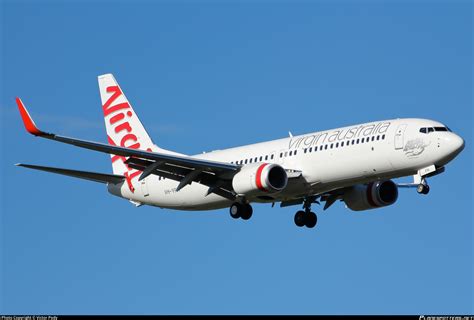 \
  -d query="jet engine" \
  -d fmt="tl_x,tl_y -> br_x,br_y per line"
232,163 -> 288,196
343,180 -> 398,211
